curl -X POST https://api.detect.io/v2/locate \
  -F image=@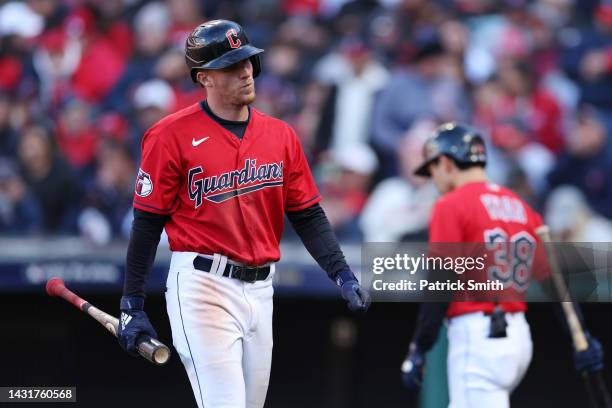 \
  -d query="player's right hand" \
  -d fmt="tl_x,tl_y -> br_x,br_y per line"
574,333 -> 604,373
118,296 -> 158,357
401,343 -> 425,392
